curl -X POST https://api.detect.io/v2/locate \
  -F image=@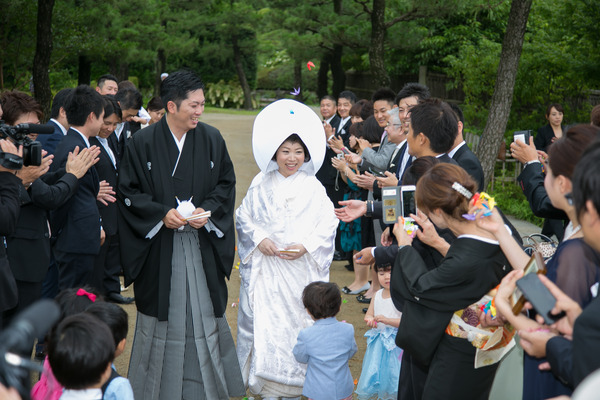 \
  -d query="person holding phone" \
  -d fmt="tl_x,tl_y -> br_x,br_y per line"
476,125 -> 600,400
388,163 -> 512,400
236,100 -> 338,399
